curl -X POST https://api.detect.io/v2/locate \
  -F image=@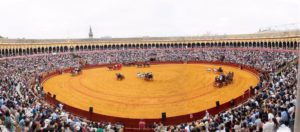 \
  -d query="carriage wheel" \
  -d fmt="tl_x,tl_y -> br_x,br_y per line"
219,83 -> 223,88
